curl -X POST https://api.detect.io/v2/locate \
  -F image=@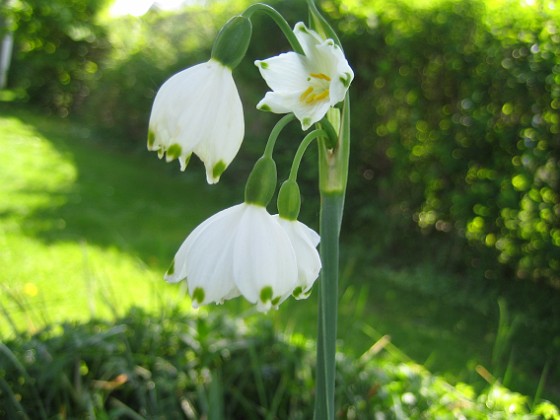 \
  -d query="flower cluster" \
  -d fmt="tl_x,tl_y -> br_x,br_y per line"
148,12 -> 352,310
165,203 -> 321,311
